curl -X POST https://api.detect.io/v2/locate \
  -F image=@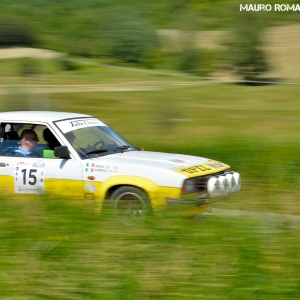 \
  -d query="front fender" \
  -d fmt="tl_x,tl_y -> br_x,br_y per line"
99,175 -> 168,209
